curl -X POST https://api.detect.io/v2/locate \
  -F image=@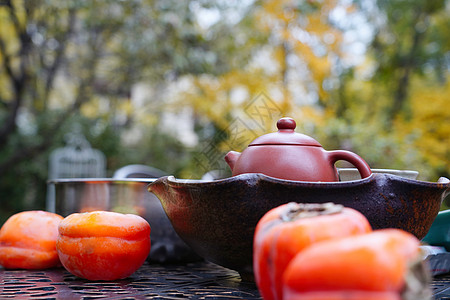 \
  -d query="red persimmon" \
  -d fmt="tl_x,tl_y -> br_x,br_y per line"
279,291 -> 401,300
282,229 -> 431,300
56,211 -> 151,280
253,202 -> 372,300
0,210 -> 64,269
